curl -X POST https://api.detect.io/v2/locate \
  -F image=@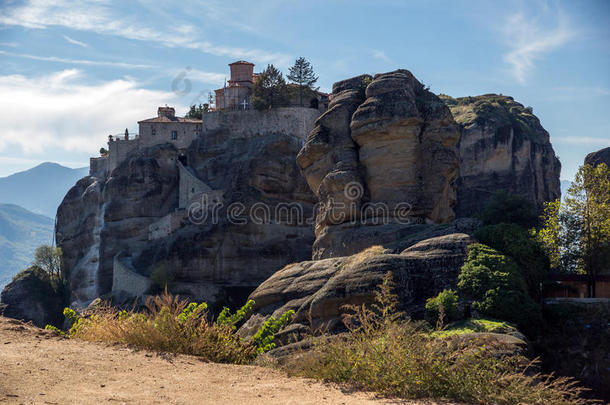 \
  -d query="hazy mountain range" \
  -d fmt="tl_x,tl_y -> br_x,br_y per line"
0,163 -> 87,288
0,162 -> 88,219
0,204 -> 54,289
